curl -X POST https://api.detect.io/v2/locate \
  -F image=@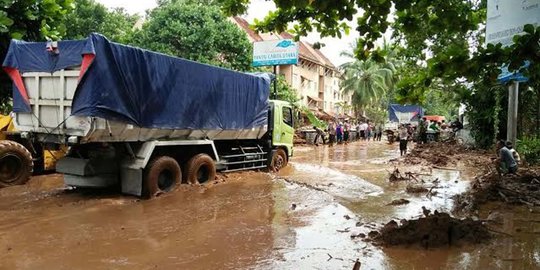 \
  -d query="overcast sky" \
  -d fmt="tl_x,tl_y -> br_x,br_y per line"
96,0 -> 358,66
